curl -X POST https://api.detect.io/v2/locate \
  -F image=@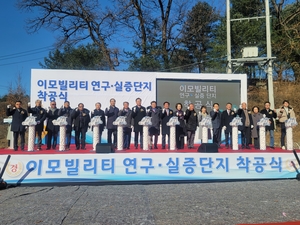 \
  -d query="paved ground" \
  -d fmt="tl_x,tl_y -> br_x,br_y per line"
0,179 -> 300,225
